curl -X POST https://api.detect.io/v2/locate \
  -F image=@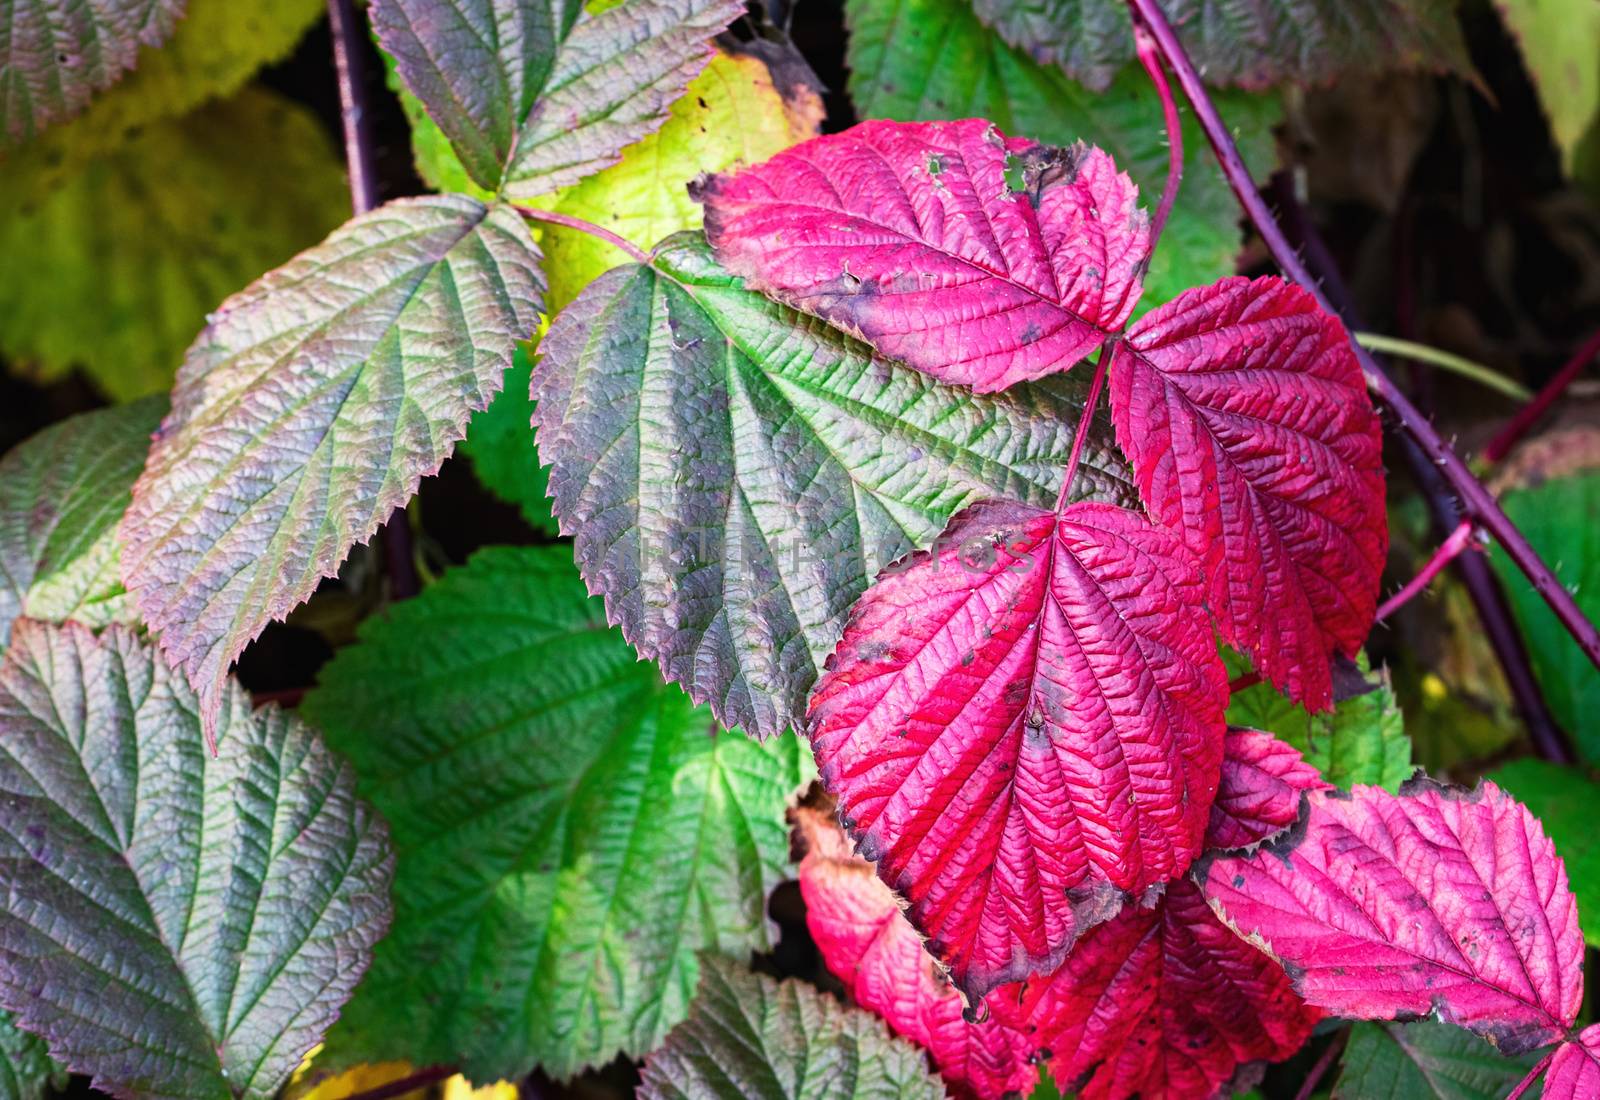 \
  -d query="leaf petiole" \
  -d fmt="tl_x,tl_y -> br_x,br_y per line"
1354,332 -> 1533,401
1055,341 -> 1115,513
1130,14 -> 1183,251
513,203 -> 652,265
